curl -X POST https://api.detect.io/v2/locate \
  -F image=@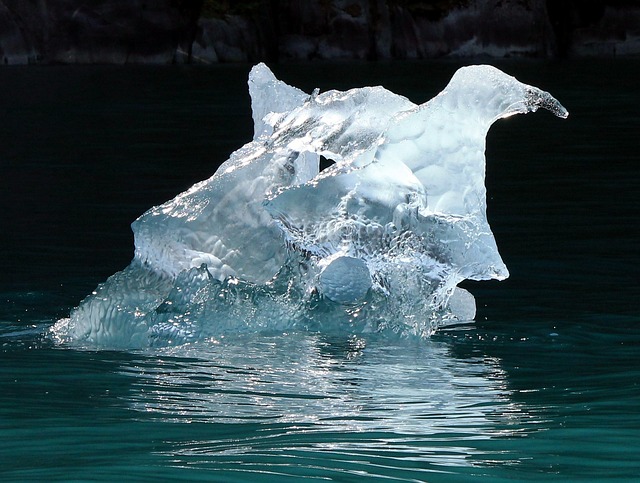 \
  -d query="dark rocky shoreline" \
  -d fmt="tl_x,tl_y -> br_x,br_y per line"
1,0 -> 639,65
